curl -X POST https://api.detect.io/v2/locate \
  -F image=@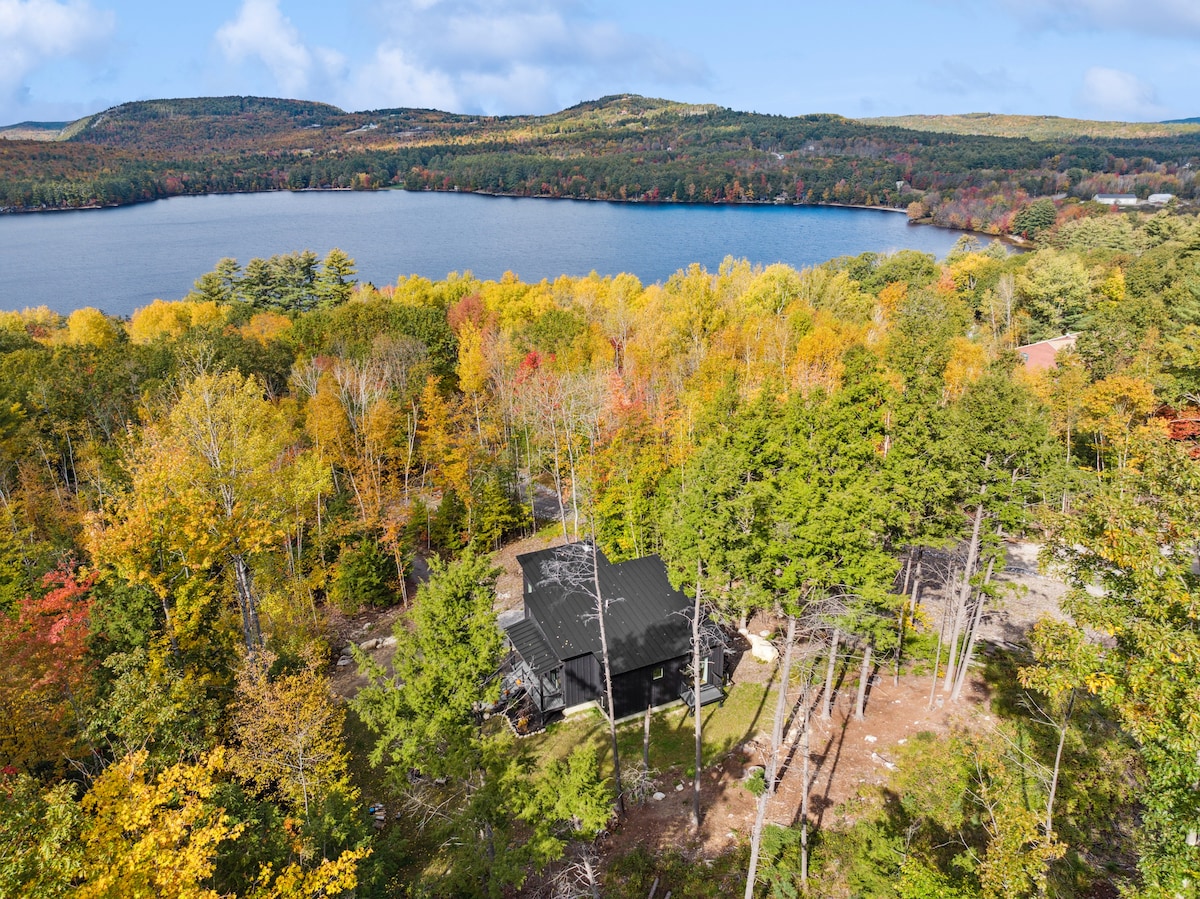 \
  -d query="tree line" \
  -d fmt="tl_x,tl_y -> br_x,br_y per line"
4,94 -> 1199,240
